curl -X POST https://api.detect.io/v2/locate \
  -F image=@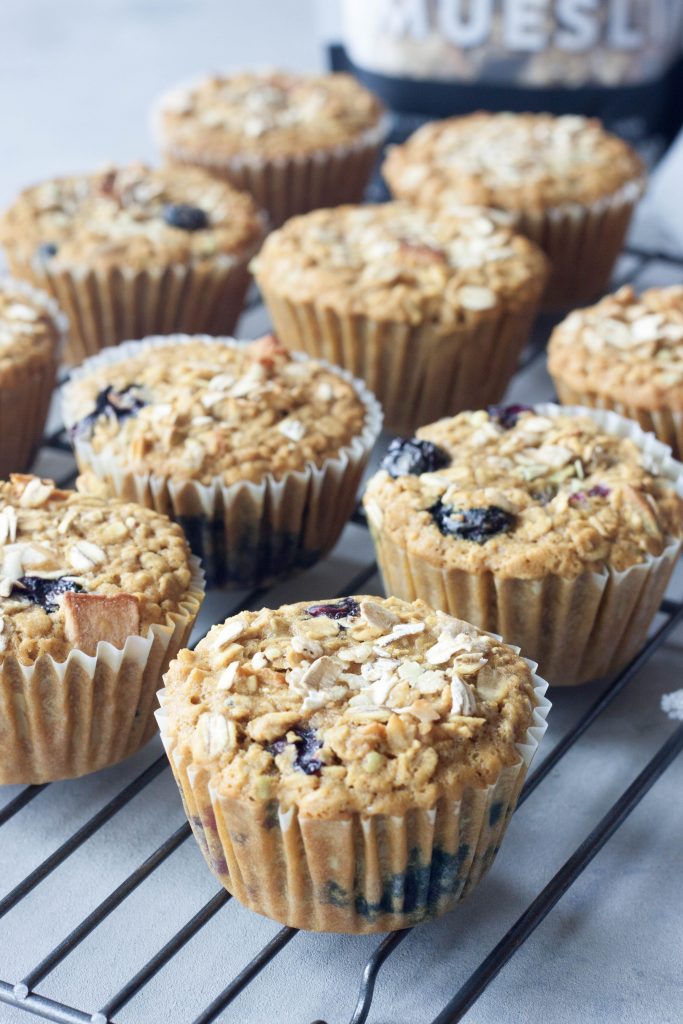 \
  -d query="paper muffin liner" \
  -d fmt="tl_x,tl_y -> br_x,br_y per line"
509,179 -> 644,311
259,290 -> 543,436
6,230 -> 264,365
553,379 -> 683,463
155,664 -> 550,933
366,403 -> 683,687
0,558 -> 204,785
0,278 -> 68,478
153,97 -> 390,229
62,335 -> 383,587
